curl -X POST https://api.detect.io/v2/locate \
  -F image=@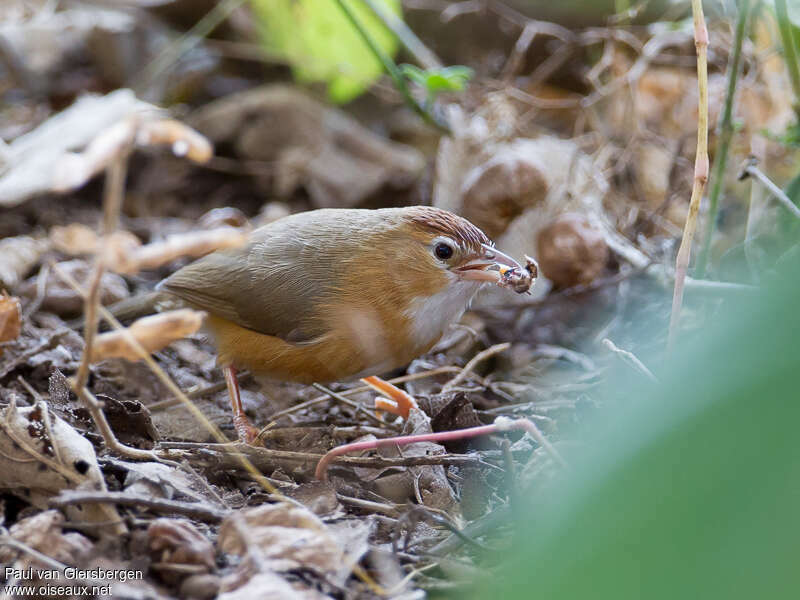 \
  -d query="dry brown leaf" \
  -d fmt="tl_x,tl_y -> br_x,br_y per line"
148,518 -> 215,573
218,571 -> 324,600
0,510 -> 92,565
112,227 -> 247,274
0,294 -> 22,350
218,504 -> 370,586
90,309 -> 205,363
0,399 -> 125,533
50,223 -> 142,258
137,118 -> 213,164
0,235 -> 48,289
191,85 -> 424,208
